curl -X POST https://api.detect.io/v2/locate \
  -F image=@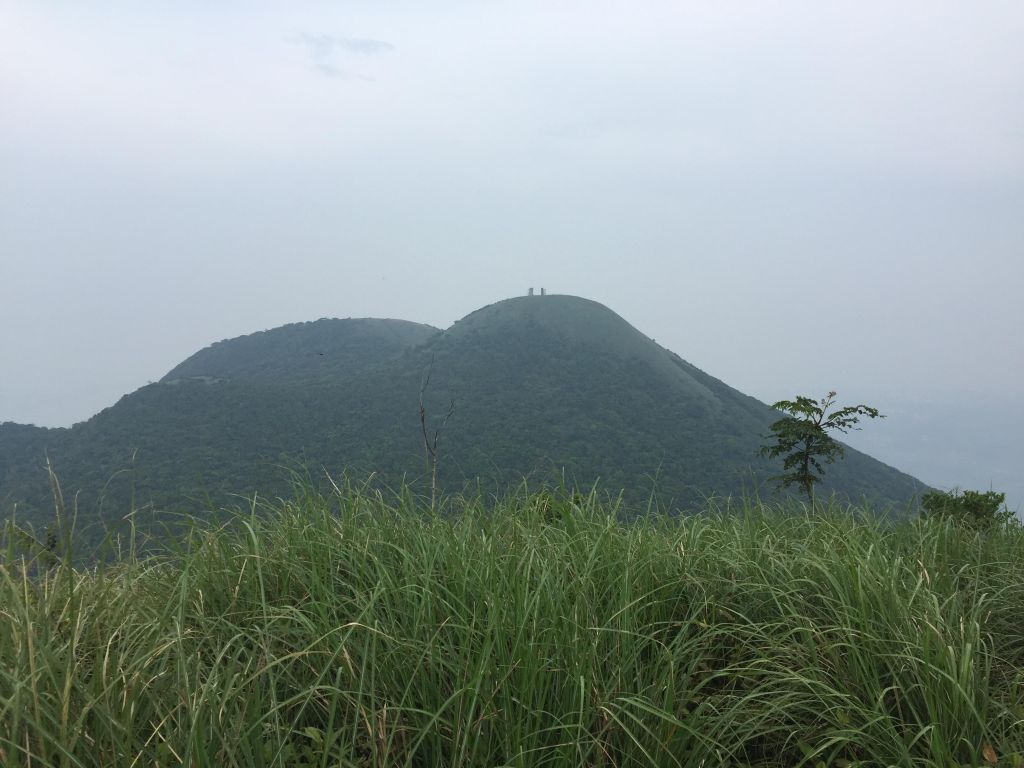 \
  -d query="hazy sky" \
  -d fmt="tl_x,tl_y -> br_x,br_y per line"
2,2 -> 1022,506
